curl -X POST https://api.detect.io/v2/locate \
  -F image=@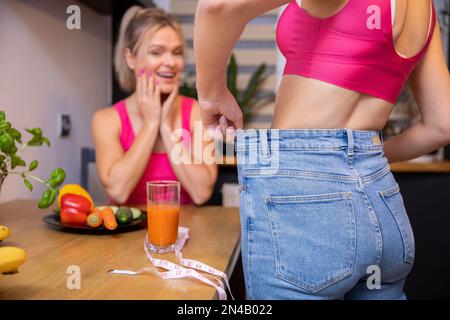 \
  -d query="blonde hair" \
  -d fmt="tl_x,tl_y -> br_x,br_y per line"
114,6 -> 185,92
